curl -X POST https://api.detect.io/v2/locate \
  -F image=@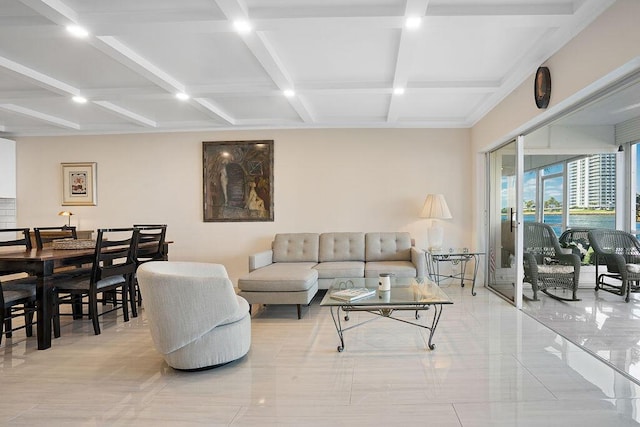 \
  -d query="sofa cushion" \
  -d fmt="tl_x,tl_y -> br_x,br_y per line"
238,262 -> 318,292
273,233 -> 319,263
319,232 -> 365,262
314,261 -> 365,279
365,232 -> 412,262
365,261 -> 417,278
